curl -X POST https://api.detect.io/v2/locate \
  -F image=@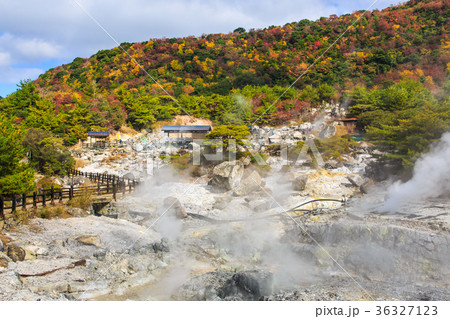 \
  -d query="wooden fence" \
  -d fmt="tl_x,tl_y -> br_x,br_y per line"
0,169 -> 141,219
